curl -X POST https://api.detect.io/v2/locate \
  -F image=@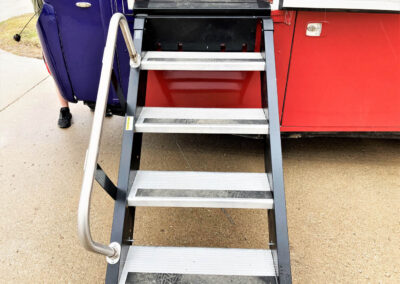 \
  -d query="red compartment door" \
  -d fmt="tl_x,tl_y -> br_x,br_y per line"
282,12 -> 400,131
